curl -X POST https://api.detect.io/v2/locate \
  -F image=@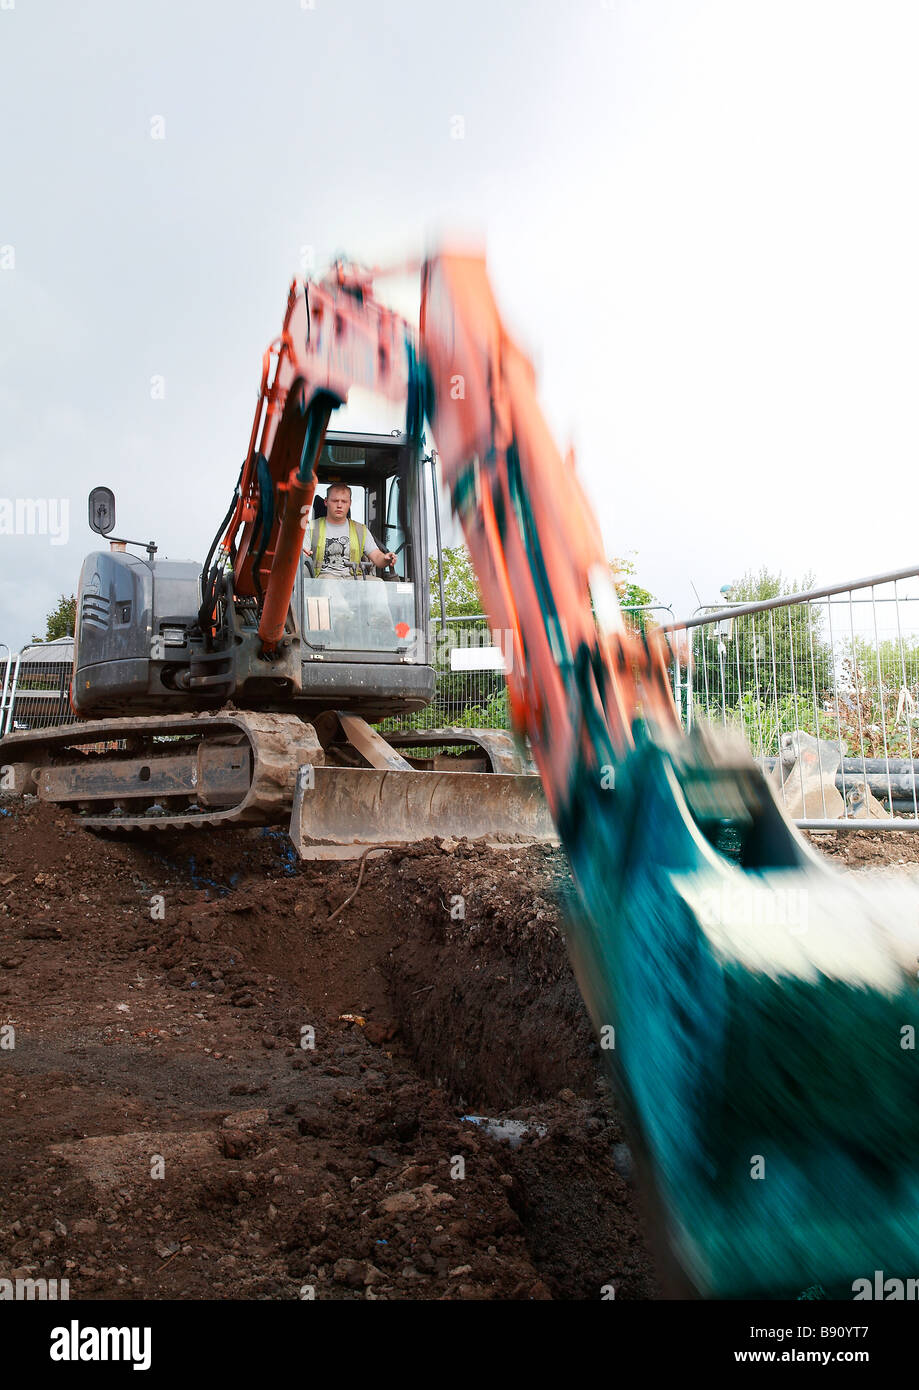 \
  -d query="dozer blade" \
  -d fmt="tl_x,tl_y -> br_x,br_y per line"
289,764 -> 557,859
